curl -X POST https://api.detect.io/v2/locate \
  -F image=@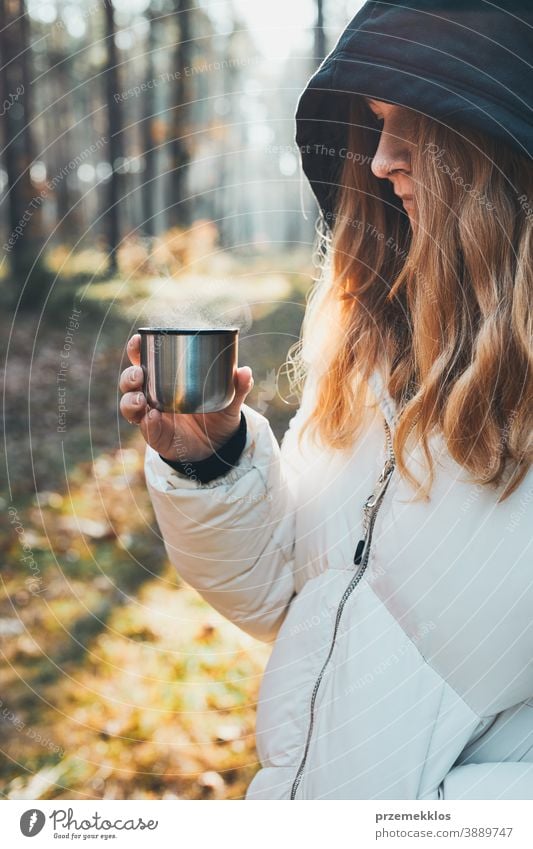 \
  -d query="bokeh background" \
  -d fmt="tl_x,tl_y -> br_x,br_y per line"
0,0 -> 361,799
